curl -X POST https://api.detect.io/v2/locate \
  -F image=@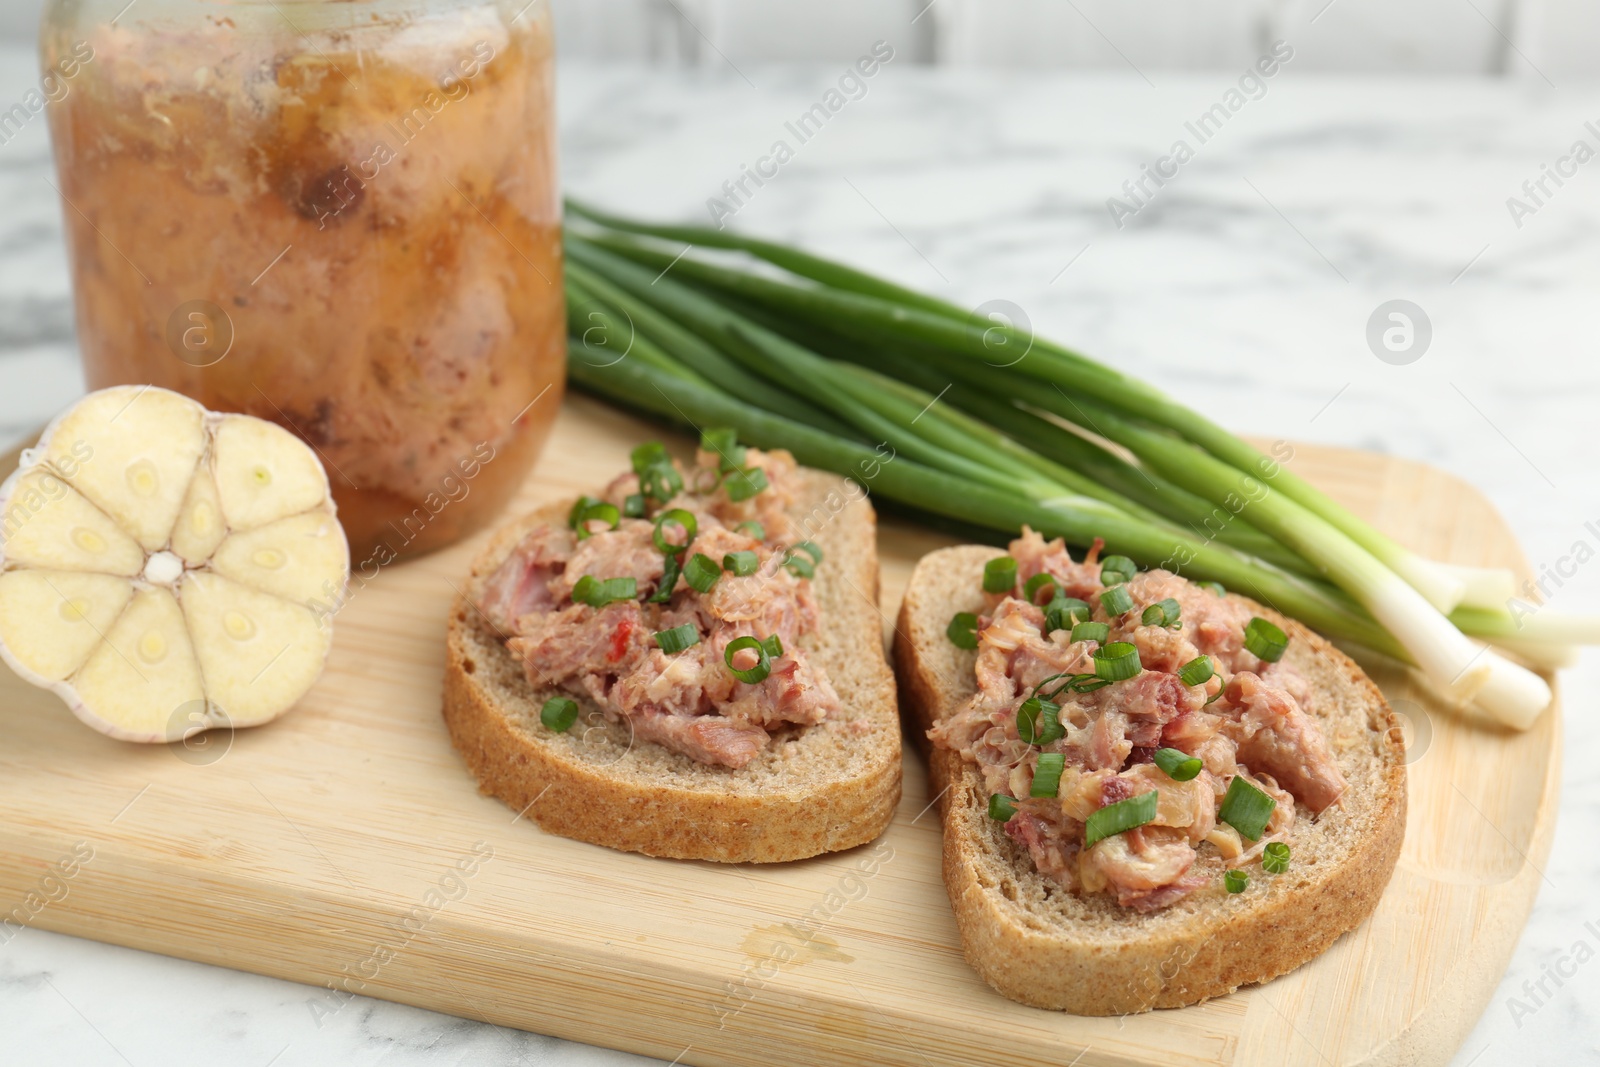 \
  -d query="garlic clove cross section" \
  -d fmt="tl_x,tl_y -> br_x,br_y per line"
0,385 -> 350,743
